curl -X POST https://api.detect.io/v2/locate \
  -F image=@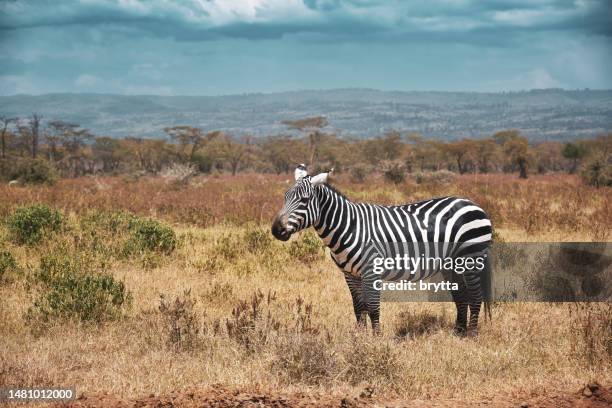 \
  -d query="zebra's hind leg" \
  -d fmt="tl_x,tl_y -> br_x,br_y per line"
344,273 -> 368,328
464,270 -> 484,337
450,277 -> 469,337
